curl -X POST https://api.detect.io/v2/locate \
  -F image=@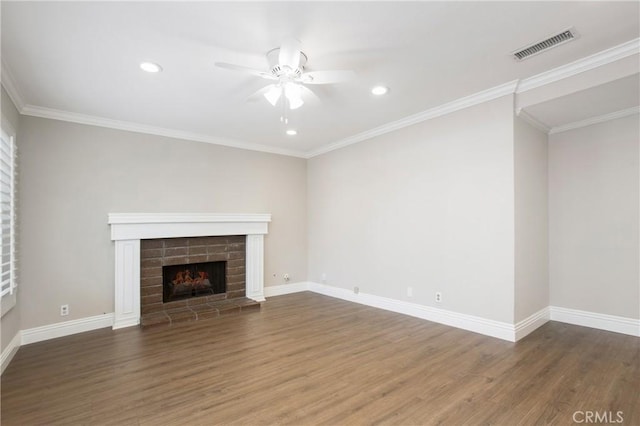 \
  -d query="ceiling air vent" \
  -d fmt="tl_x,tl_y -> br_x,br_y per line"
512,28 -> 578,61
